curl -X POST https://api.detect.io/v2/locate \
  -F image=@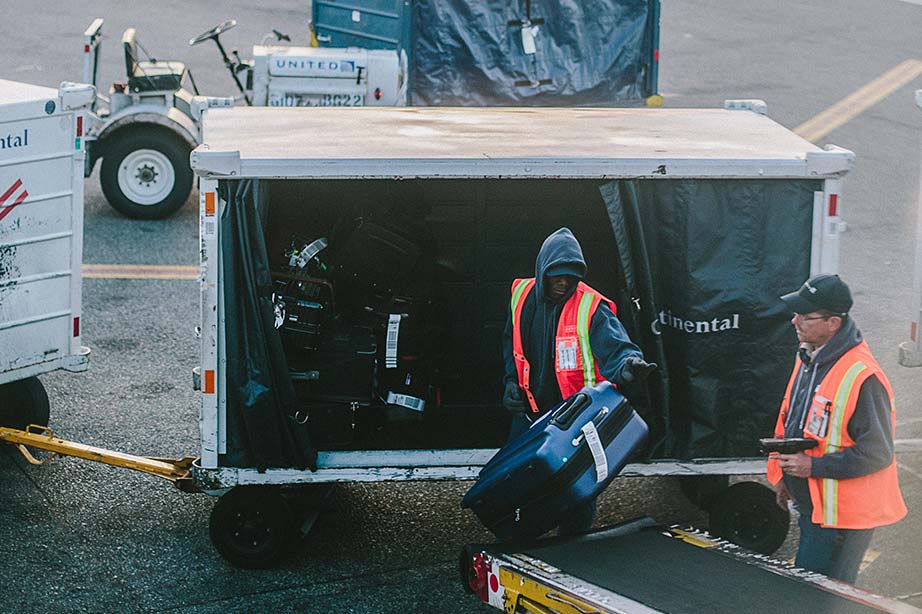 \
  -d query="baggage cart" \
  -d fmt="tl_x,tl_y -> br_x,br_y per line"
186,101 -> 855,566
0,79 -> 94,429
460,517 -> 922,613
